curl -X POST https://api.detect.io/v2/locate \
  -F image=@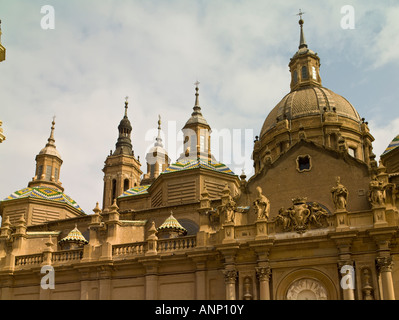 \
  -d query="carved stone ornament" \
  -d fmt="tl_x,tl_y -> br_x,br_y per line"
376,256 -> 394,273
368,176 -> 387,207
255,266 -> 271,281
274,198 -> 329,233
223,269 -> 238,283
331,176 -> 349,211
361,268 -> 374,300
286,278 -> 328,300
253,186 -> 270,221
